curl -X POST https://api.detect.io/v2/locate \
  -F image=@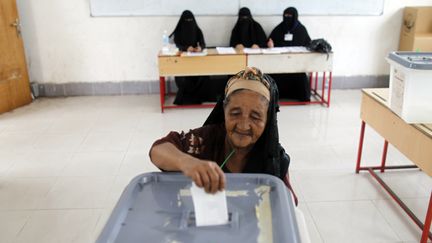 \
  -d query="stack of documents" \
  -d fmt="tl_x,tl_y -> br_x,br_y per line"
262,47 -> 285,54
243,48 -> 262,54
284,46 -> 310,53
216,47 -> 236,54
181,49 -> 208,57
260,46 -> 310,54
